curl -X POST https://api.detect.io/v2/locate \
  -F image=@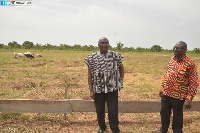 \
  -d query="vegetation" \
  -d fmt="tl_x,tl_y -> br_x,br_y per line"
150,45 -> 162,52
0,50 -> 200,132
1,41 -> 200,53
